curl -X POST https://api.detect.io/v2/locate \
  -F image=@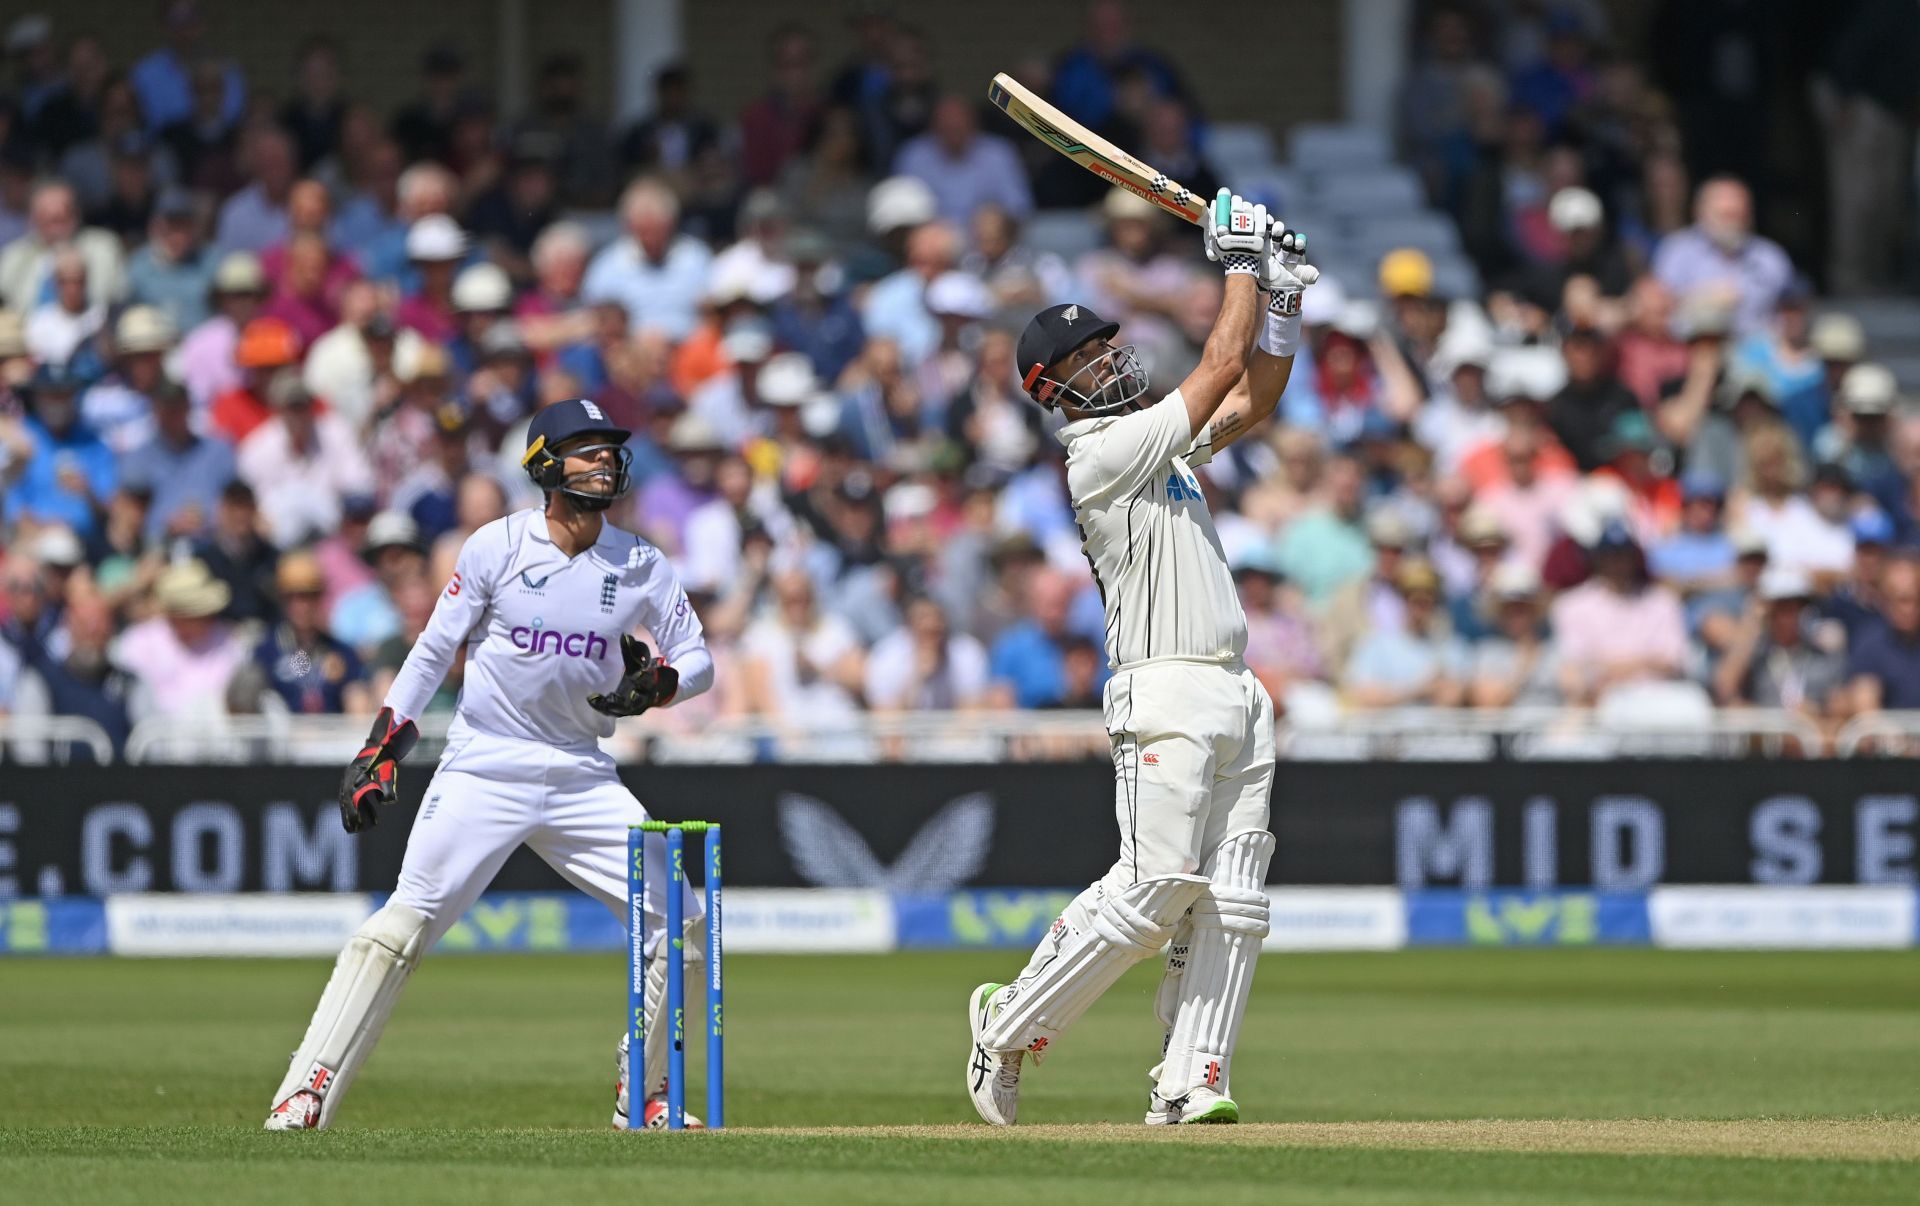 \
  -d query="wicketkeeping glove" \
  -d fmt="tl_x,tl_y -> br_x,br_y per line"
1201,188 -> 1267,277
588,635 -> 680,718
338,707 -> 419,834
1259,224 -> 1320,316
